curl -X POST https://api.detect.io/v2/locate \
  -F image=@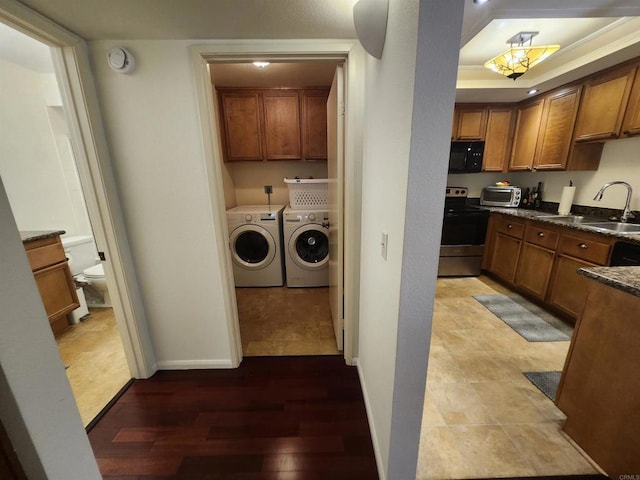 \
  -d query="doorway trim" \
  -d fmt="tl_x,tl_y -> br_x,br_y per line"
189,40 -> 364,365
0,1 -> 156,378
